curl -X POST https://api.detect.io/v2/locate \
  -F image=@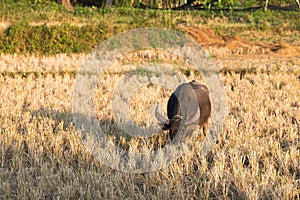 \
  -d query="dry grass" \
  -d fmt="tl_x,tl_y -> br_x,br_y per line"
0,52 -> 299,199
